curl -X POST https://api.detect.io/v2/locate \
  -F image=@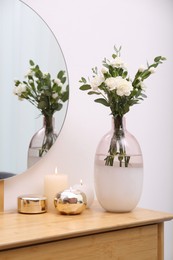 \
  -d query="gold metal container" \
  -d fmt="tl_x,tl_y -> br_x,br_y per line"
18,194 -> 47,214
54,188 -> 87,215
